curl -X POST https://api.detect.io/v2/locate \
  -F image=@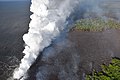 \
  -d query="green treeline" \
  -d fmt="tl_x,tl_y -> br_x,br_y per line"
75,18 -> 120,31
86,58 -> 120,80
